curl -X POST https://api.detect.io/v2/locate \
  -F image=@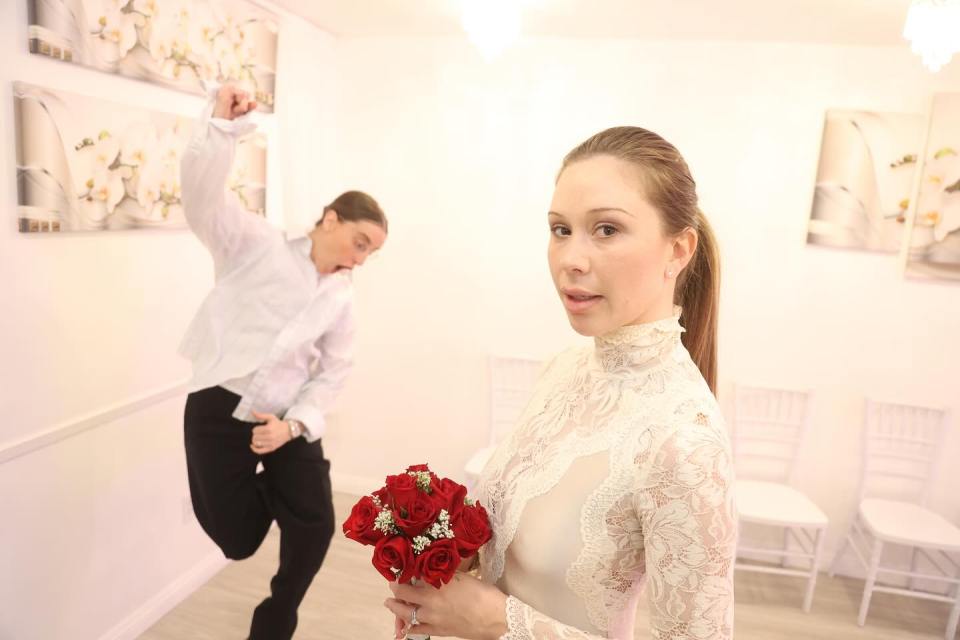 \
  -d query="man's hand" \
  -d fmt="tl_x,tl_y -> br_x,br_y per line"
250,410 -> 292,455
213,84 -> 257,121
